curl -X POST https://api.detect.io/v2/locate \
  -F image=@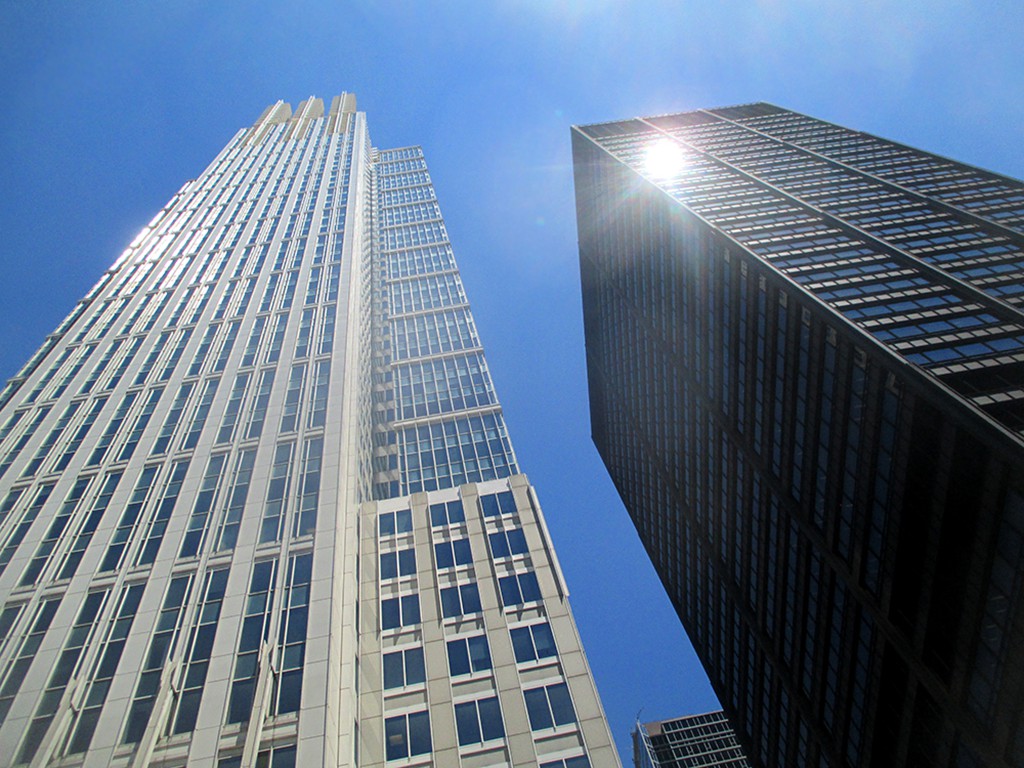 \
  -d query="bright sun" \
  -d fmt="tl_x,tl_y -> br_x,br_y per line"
643,139 -> 687,179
